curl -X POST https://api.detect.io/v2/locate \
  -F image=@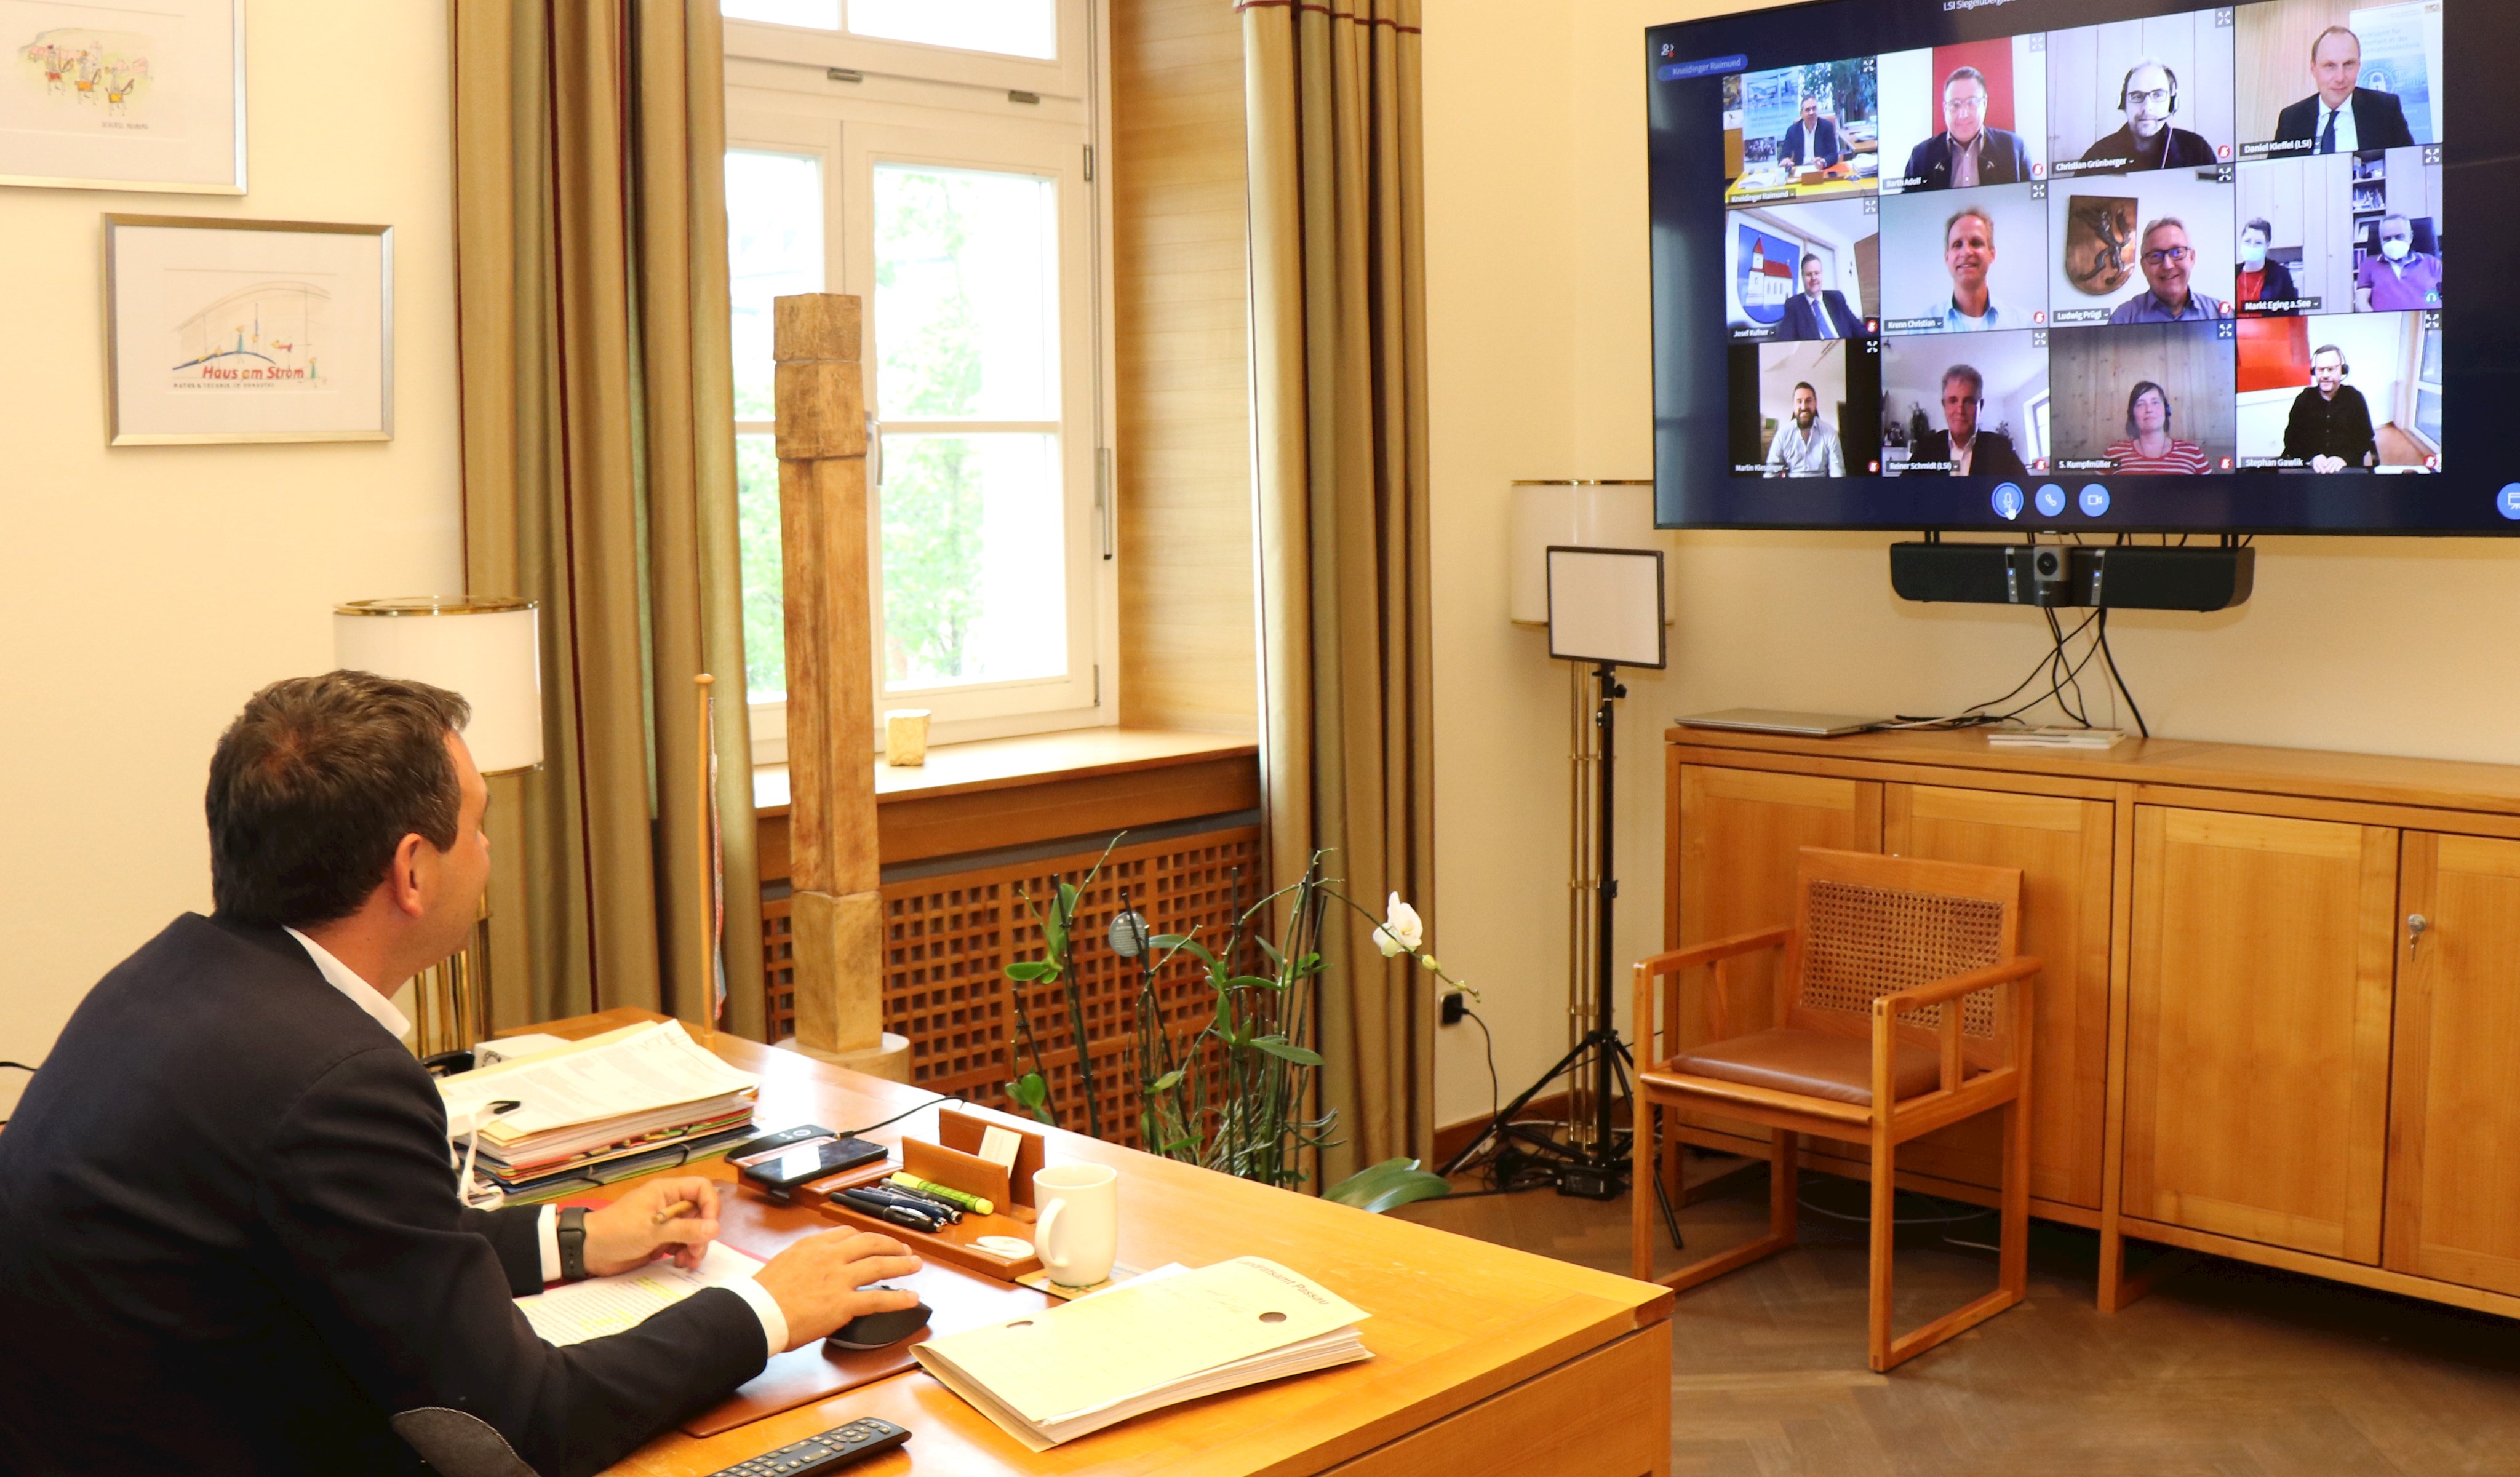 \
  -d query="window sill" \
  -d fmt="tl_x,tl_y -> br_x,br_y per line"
754,727 -> 1260,880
